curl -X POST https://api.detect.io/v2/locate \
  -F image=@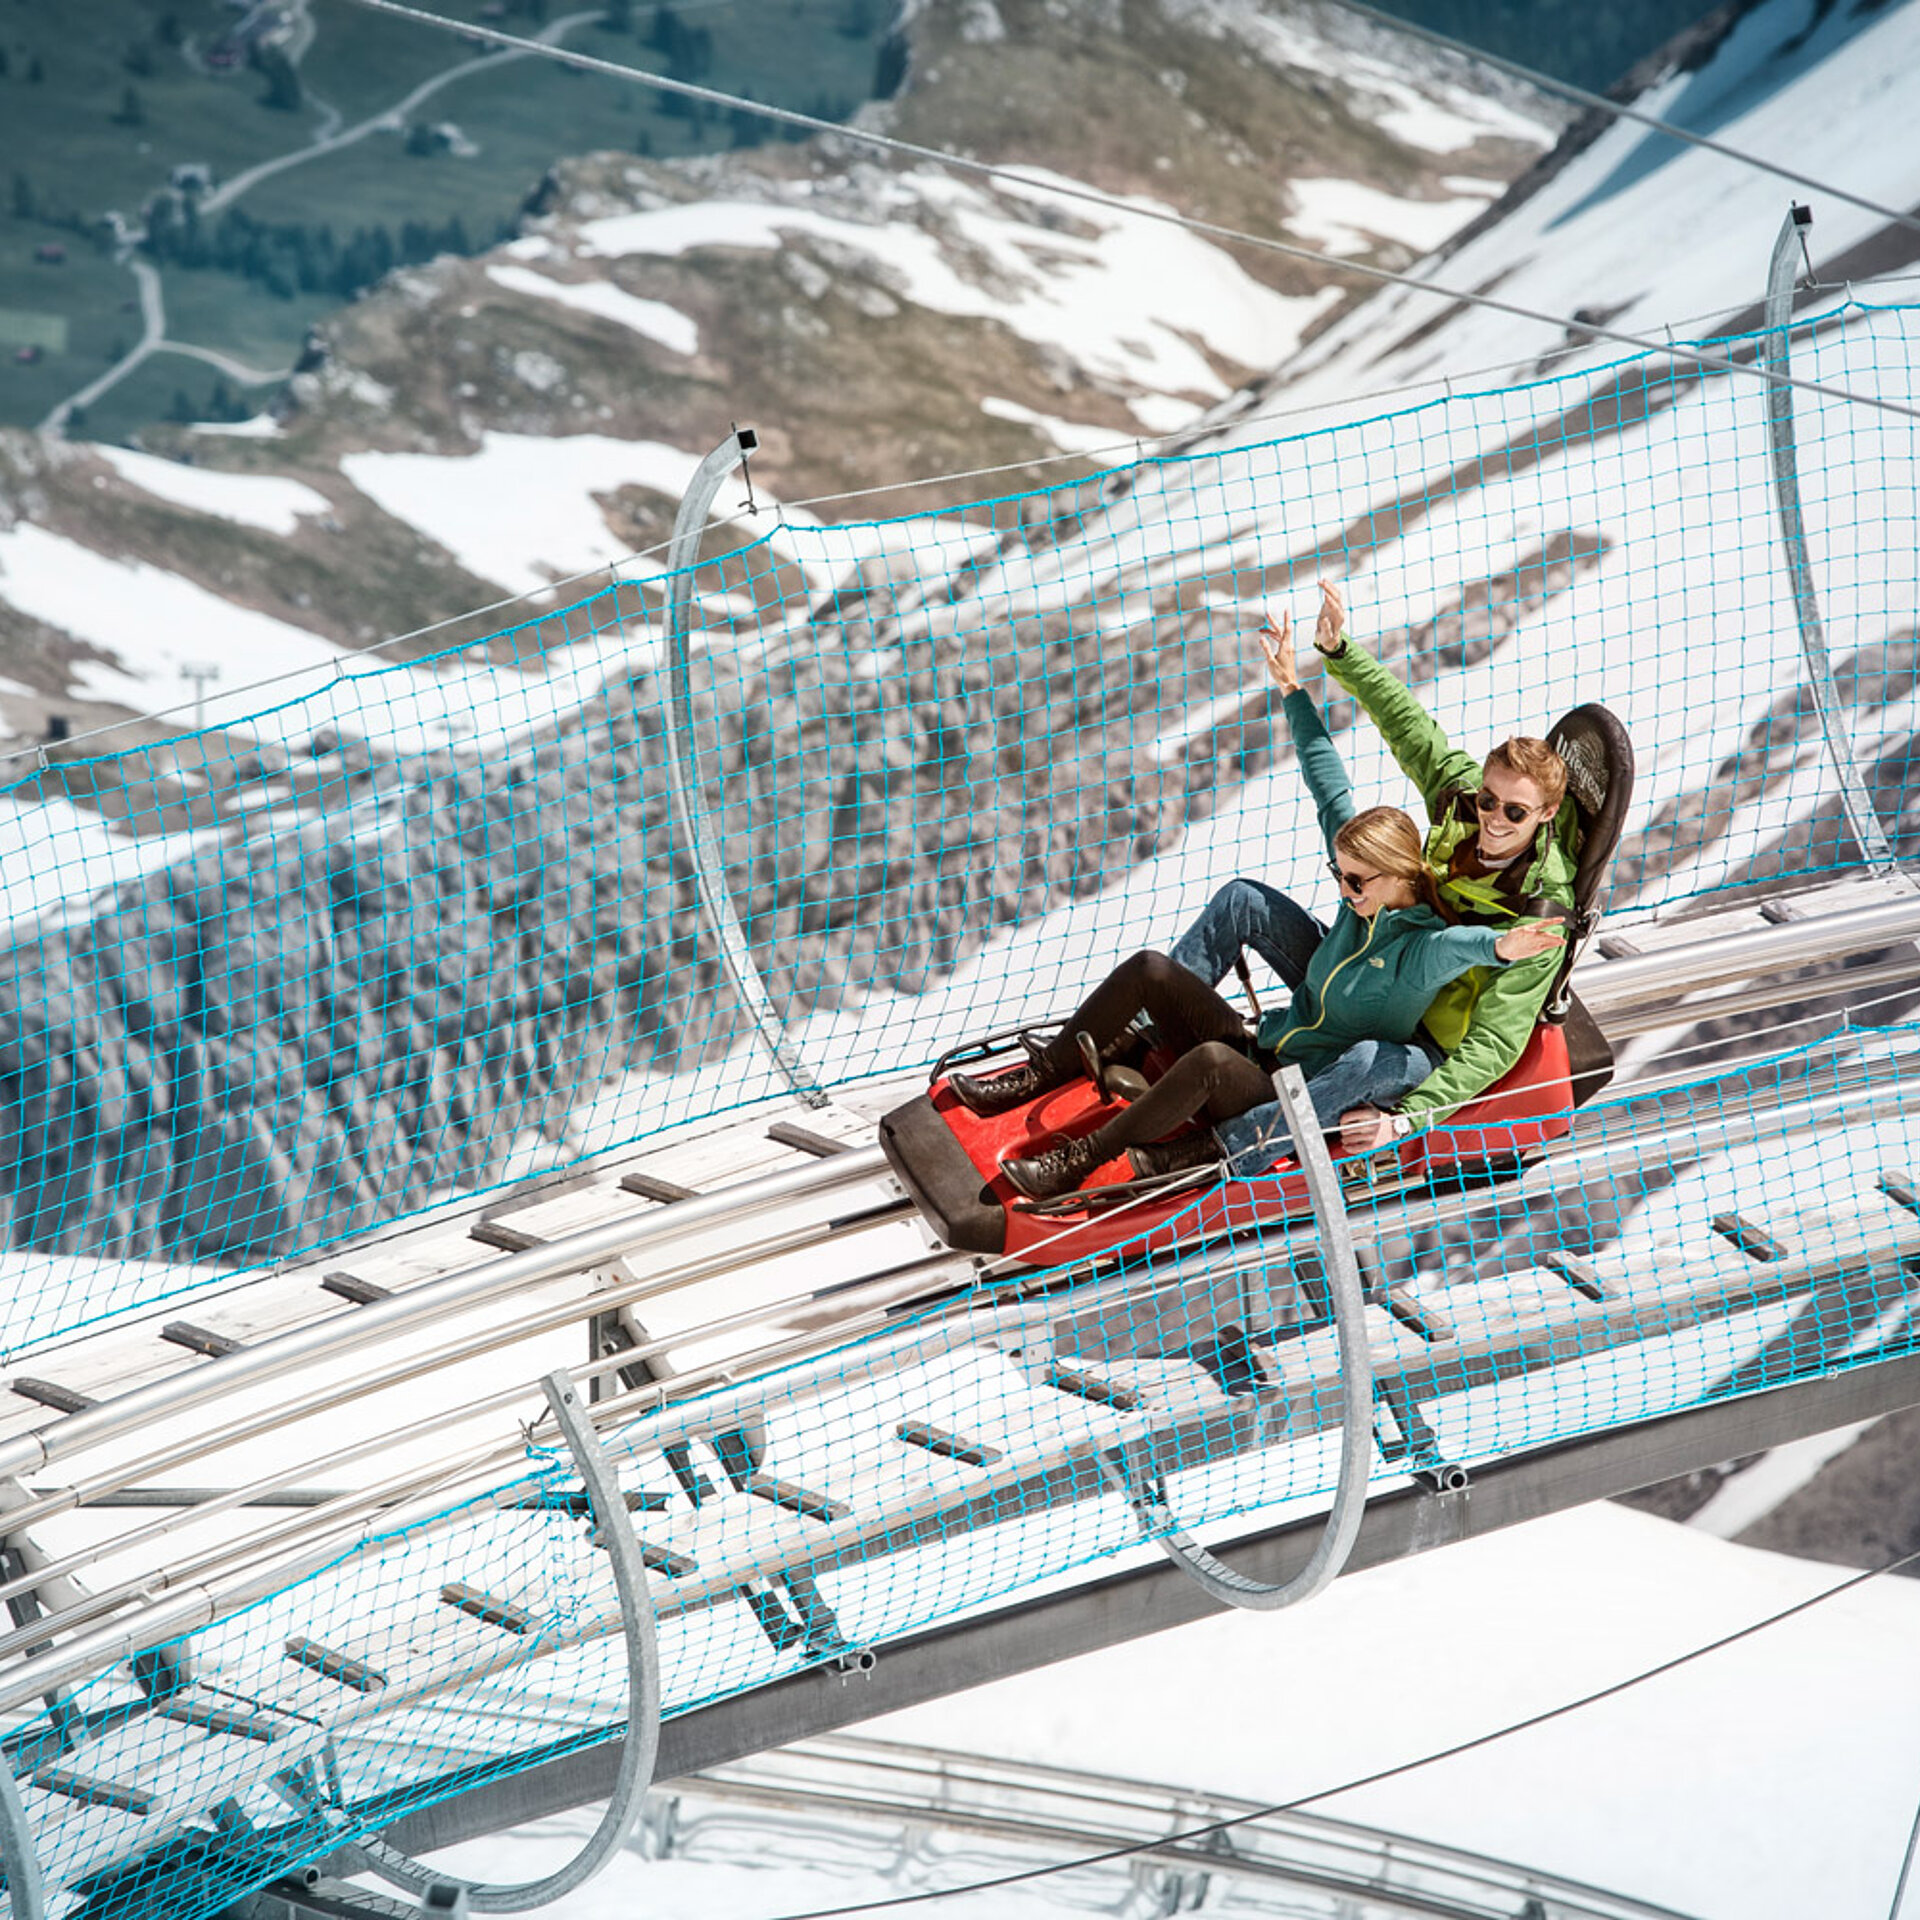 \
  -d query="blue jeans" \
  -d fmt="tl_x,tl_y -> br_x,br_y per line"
1170,879 -> 1326,993
1214,1038 -> 1433,1178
